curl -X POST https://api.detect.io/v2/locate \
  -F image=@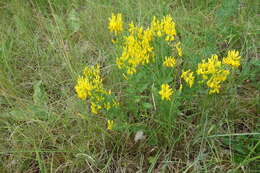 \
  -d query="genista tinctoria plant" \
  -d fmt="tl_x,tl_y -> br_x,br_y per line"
75,13 -> 241,140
